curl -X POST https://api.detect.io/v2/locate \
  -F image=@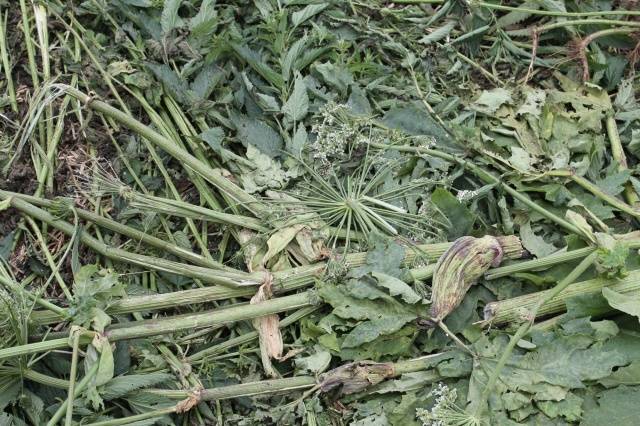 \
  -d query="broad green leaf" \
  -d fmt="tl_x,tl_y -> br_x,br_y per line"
600,361 -> 640,387
291,3 -> 329,28
189,0 -> 217,40
199,127 -> 225,154
602,287 -> 640,321
430,188 -> 473,239
231,113 -> 284,158
295,349 -> 331,374
582,386 -> 640,426
281,36 -> 308,81
518,220 -> 557,258
381,105 -> 454,148
161,0 -> 183,34
230,43 -> 284,90
282,75 -> 309,123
